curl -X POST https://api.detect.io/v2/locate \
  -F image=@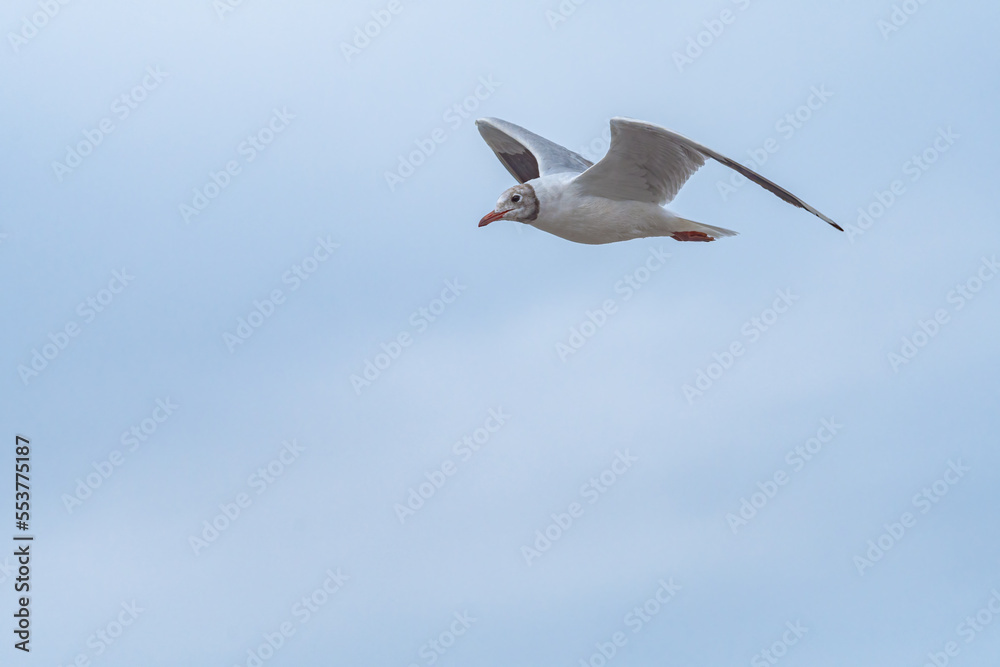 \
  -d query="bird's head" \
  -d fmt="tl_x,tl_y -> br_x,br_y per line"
479,184 -> 539,227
